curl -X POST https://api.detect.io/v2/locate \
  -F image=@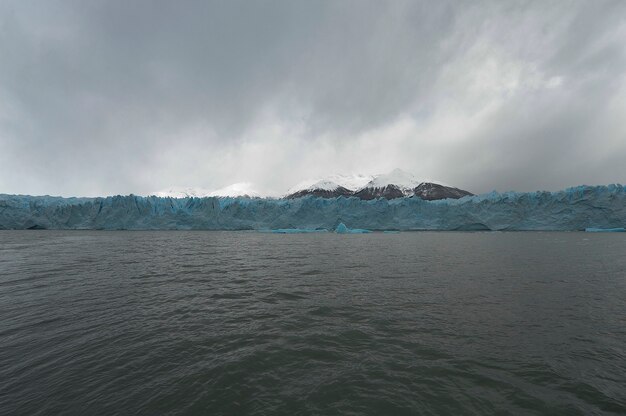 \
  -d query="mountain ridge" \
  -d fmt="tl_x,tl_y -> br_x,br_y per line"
285,169 -> 473,200
153,169 -> 473,201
